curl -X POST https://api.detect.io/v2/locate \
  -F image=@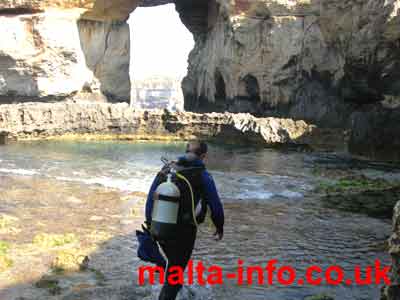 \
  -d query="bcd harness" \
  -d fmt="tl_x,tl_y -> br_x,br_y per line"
150,162 -> 206,241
